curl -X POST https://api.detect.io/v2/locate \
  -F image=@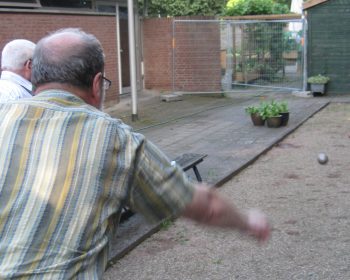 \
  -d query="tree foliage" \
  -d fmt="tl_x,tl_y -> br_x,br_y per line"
224,0 -> 289,16
138,0 -> 227,17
